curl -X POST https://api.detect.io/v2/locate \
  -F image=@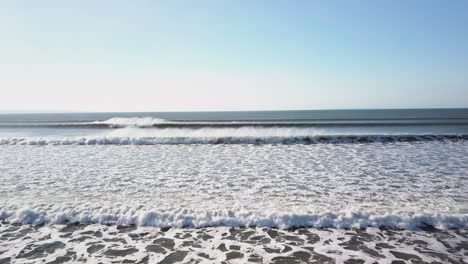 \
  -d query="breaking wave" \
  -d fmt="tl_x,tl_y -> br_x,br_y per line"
91,117 -> 169,127
0,133 -> 467,145
2,116 -> 468,129
0,207 -> 466,230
